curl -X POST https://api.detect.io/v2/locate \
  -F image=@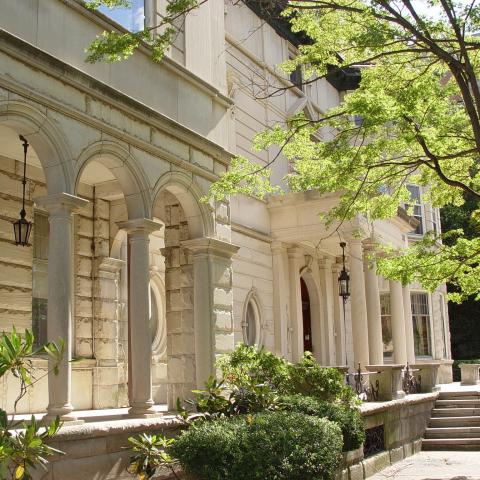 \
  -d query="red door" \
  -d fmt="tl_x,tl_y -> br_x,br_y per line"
301,278 -> 312,353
